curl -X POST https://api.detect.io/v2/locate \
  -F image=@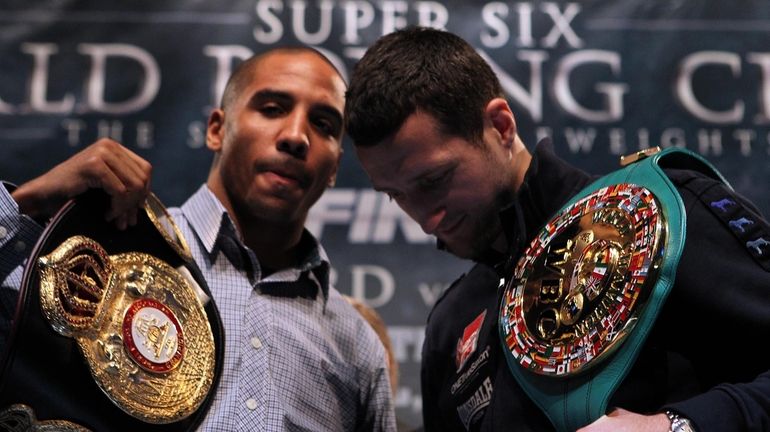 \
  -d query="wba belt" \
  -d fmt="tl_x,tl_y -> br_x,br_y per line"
0,190 -> 224,431
498,147 -> 729,431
